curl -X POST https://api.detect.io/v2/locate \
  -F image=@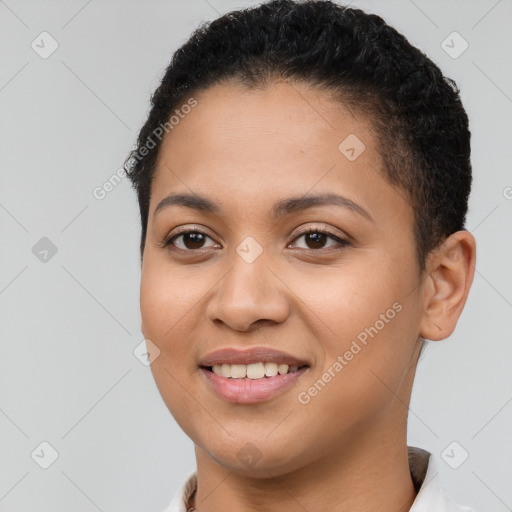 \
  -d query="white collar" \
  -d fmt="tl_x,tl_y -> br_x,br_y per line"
163,446 -> 477,512
407,447 -> 475,511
